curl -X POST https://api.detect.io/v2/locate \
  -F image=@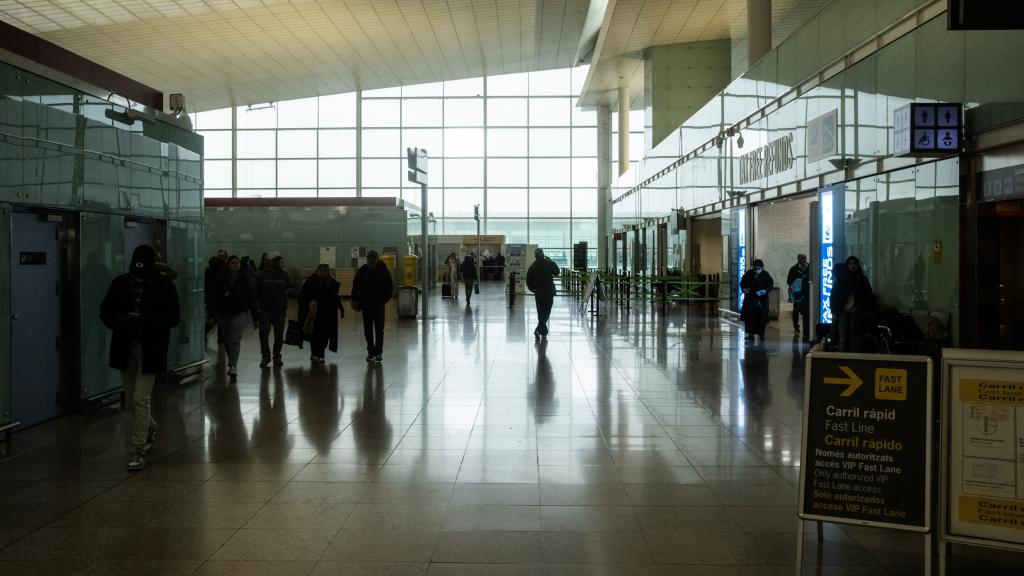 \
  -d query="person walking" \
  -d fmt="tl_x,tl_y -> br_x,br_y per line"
352,251 -> 394,363
212,255 -> 258,377
740,259 -> 774,343
460,254 -> 477,306
254,251 -> 292,368
444,253 -> 459,301
100,245 -> 180,471
526,248 -> 559,340
830,256 -> 876,352
299,264 -> 344,365
786,254 -> 811,341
